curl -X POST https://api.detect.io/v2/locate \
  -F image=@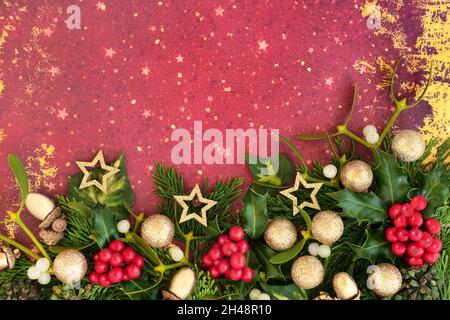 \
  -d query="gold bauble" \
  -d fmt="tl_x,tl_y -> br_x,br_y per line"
162,267 -> 196,300
311,210 -> 344,245
291,255 -> 324,289
141,214 -> 175,248
372,263 -> 402,297
391,130 -> 426,162
263,218 -> 297,251
53,249 -> 87,284
340,160 -> 373,192
333,272 -> 359,300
